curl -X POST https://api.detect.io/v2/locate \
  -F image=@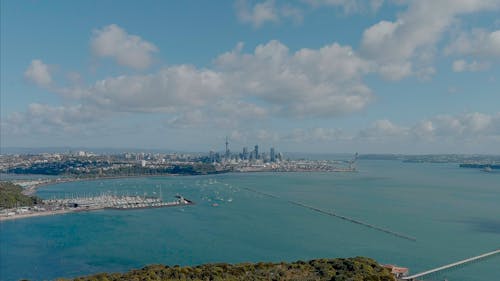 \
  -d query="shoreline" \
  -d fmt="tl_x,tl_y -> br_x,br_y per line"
0,208 -> 84,222
13,169 -> 355,196
0,200 -> 194,222
19,174 -> 183,196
